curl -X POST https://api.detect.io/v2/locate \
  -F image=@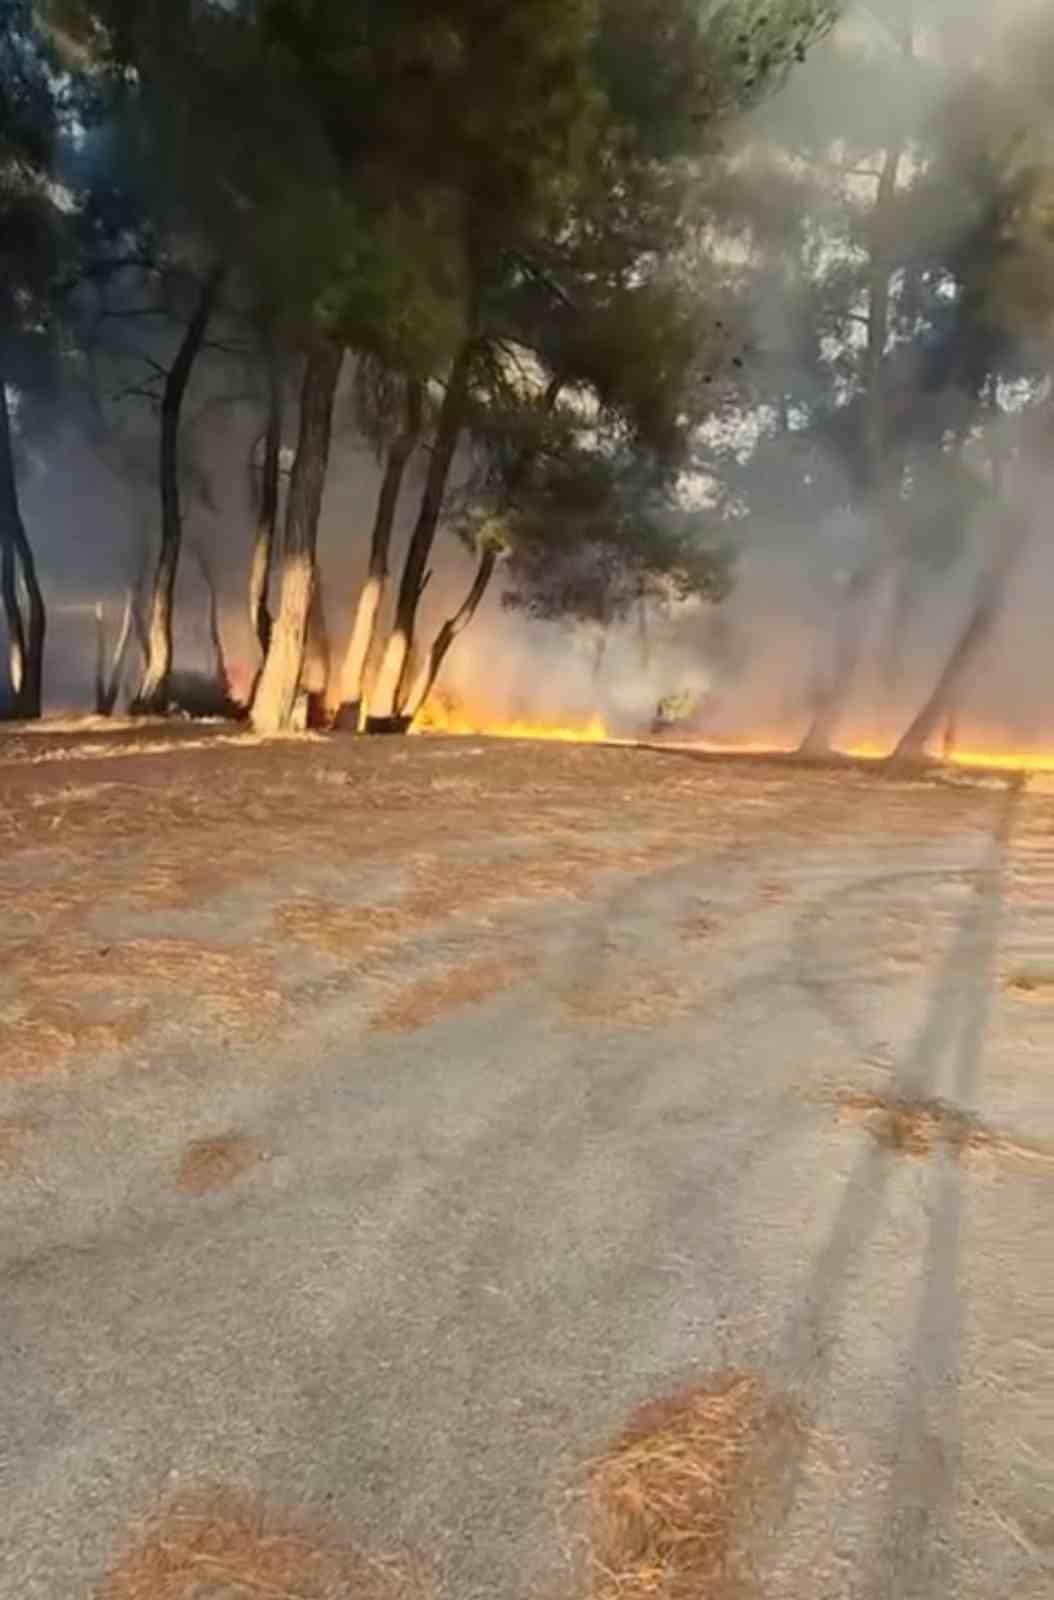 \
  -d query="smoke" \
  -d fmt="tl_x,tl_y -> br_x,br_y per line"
12,0 -> 1054,753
